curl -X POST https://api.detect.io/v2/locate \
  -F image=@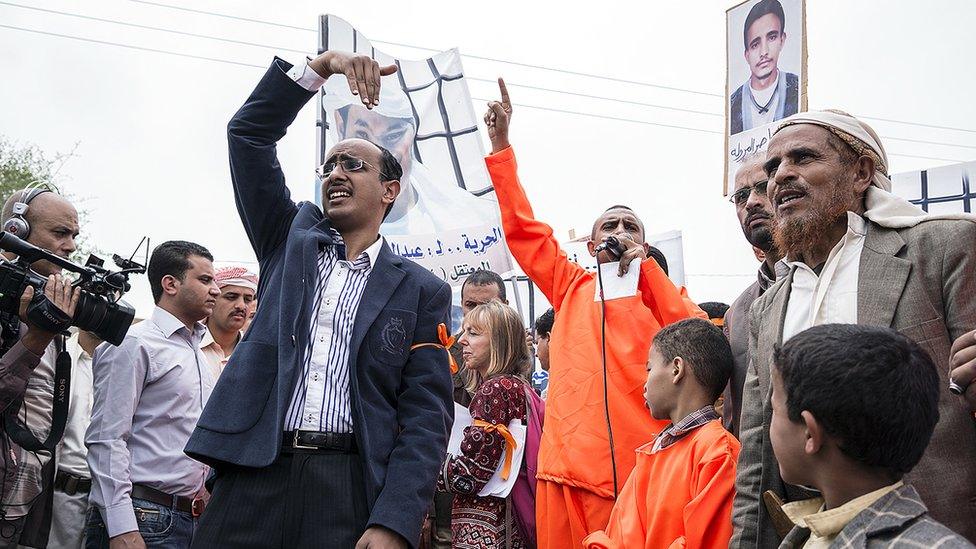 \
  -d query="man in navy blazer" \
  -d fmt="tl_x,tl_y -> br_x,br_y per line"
185,51 -> 454,549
